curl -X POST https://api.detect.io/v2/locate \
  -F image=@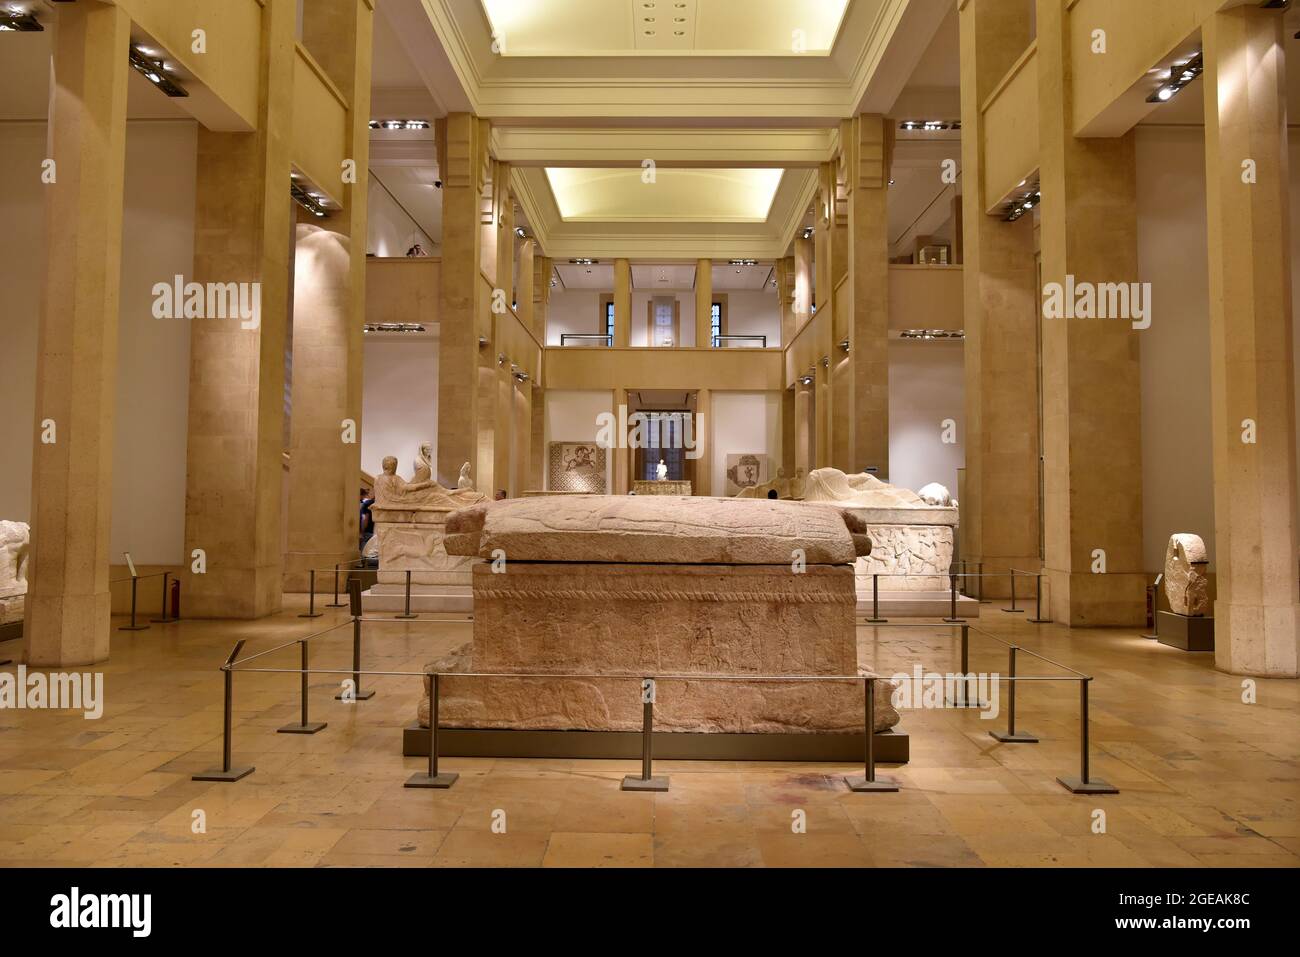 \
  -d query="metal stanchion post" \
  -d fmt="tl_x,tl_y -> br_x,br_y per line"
326,562 -> 346,608
622,678 -> 669,791
1028,573 -> 1051,623
193,641 -> 255,781
119,575 -> 149,631
942,573 -> 962,623
405,673 -> 458,788
989,646 -> 1038,743
336,578 -> 375,701
1141,583 -> 1160,640
1057,678 -> 1118,794
1003,570 -> 1023,613
279,639 -> 328,734
846,677 -> 898,792
866,573 -> 888,623
395,569 -> 418,620
946,622 -> 983,709
299,568 -> 323,619
151,571 -> 177,624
